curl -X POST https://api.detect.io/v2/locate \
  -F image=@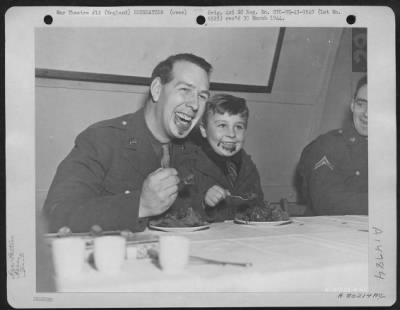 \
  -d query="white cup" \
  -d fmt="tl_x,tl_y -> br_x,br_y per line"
51,237 -> 85,278
94,236 -> 126,274
126,246 -> 137,260
159,235 -> 190,274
